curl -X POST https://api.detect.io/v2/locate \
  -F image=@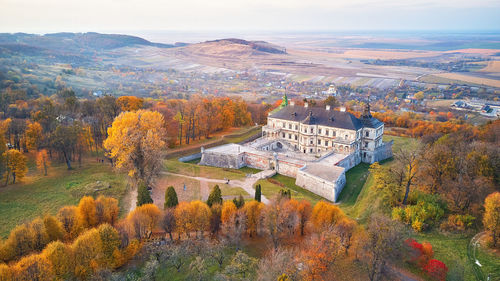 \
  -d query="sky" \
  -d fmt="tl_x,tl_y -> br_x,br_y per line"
1,0 -> 499,34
